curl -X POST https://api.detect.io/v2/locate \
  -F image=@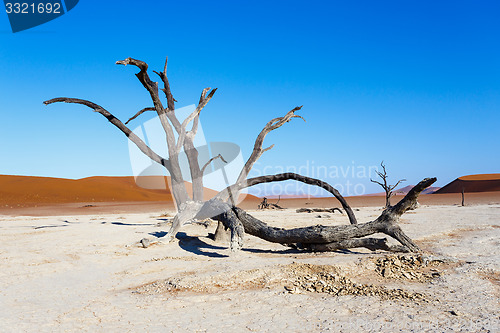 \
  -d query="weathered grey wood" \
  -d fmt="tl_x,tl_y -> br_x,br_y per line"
152,58 -> 216,202
306,238 -> 410,252
213,221 -> 231,243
